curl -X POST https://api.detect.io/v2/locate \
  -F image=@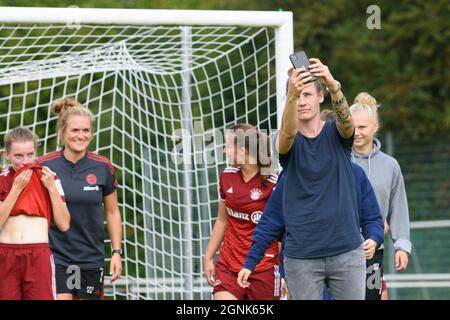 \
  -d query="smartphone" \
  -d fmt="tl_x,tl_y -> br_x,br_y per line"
289,51 -> 317,83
